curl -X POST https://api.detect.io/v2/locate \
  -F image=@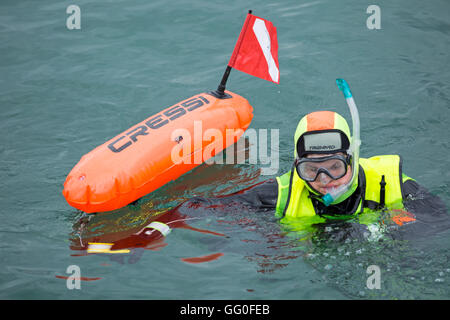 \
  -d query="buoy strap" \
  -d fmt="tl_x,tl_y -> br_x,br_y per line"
145,221 -> 171,236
